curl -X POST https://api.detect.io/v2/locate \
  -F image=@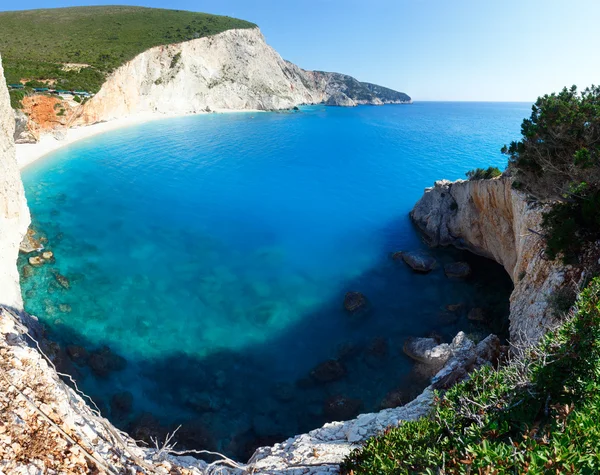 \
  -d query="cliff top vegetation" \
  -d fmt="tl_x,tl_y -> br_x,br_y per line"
0,6 -> 256,93
503,85 -> 600,262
